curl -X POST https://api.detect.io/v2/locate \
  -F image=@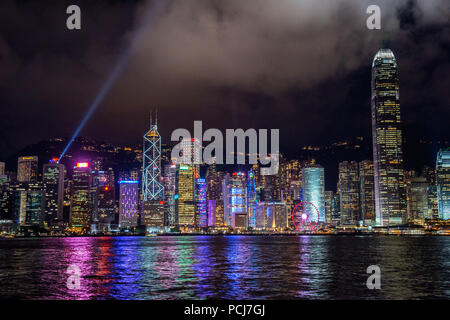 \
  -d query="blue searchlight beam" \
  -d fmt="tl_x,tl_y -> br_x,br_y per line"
58,50 -> 131,162
57,1 -> 166,163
